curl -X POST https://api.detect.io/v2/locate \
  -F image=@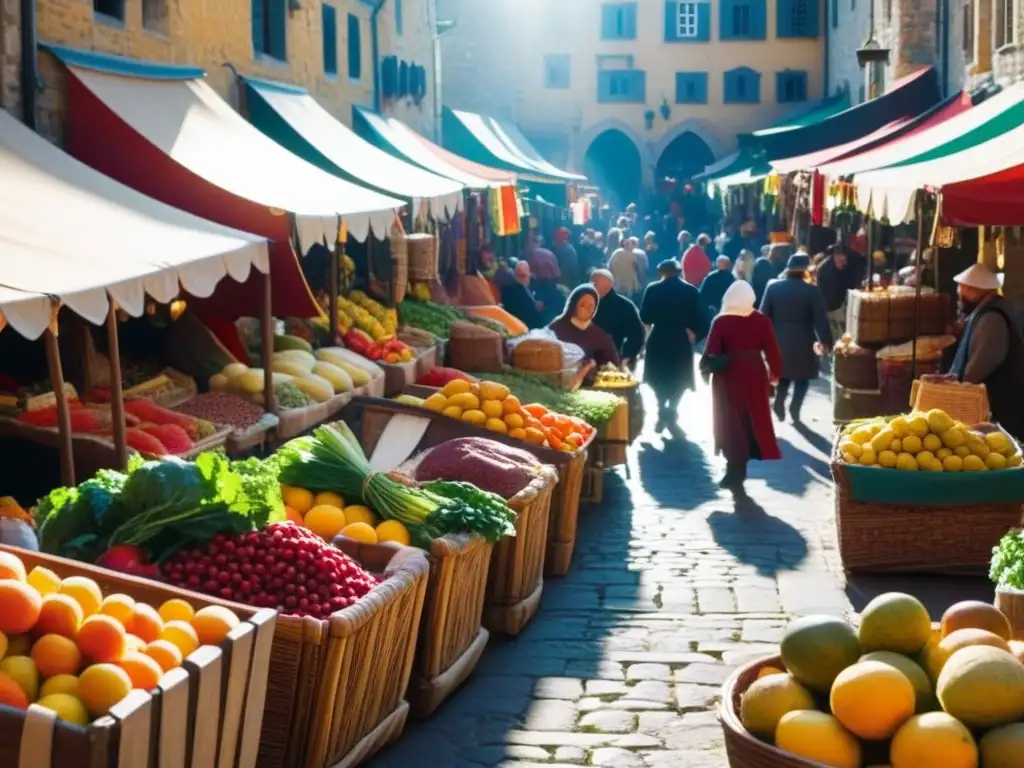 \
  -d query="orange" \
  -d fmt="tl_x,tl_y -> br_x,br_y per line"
77,663 -> 132,718
0,671 -> 28,709
280,485 -> 314,515
0,580 -> 42,634
339,522 -> 378,544
35,594 -> 84,639
128,603 -> 164,643
144,640 -> 183,672
284,505 -> 304,524
39,673 -> 79,697
0,551 -> 26,581
303,504 -> 346,540
58,576 -> 103,617
117,652 -> 163,690
157,599 -> 195,624
191,606 -> 240,646
35,692 -> 89,725
26,566 -> 61,596
99,594 -> 136,628
502,395 -> 522,415
31,634 -> 82,678
123,634 -> 146,654
76,615 -> 127,663
161,620 -> 199,658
